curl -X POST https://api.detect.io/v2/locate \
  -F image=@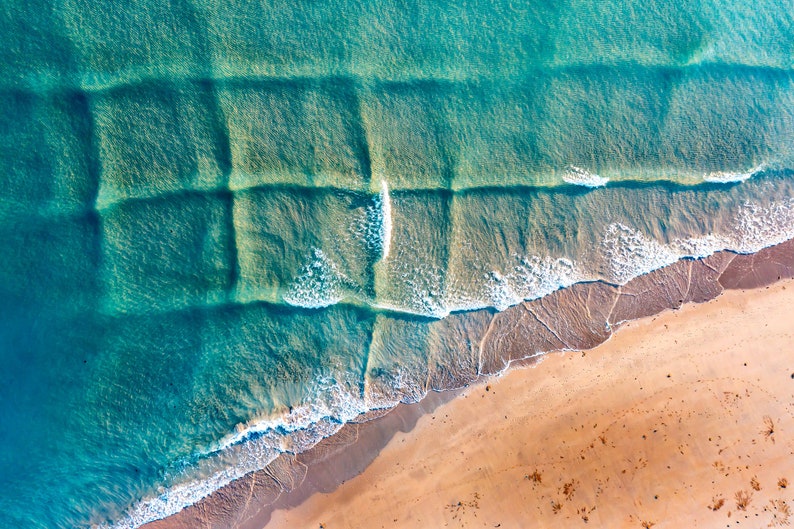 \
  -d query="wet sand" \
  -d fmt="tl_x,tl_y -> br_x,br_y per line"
269,278 -> 794,528
144,240 -> 794,529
